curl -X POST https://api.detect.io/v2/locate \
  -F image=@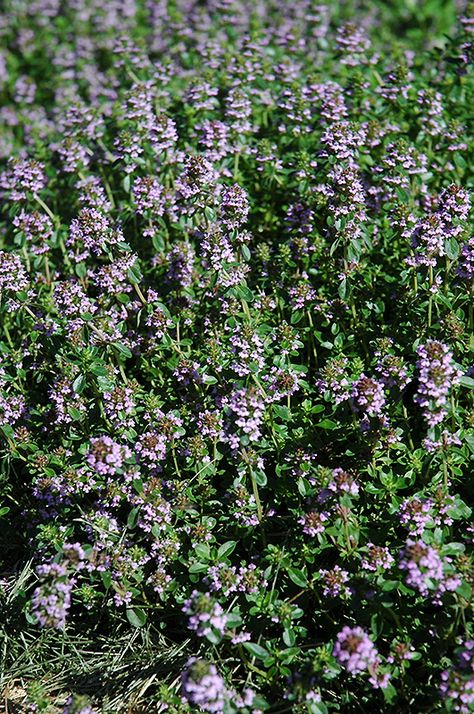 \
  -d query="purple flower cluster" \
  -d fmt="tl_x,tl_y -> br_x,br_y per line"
133,176 -> 166,218
225,387 -> 265,447
351,374 -> 386,417
103,386 -> 135,428
13,209 -> 53,255
335,23 -> 372,66
86,436 -> 132,475
0,392 -> 26,428
318,565 -> 351,598
182,590 -> 229,639
457,236 -> 474,281
374,340 -> 410,390
440,641 -> 474,713
327,468 -> 360,497
414,341 -> 462,426
220,184 -> 249,230
67,207 -> 122,261
299,510 -> 329,537
181,659 -> 228,713
32,562 -> 74,629
0,157 -> 46,200
135,431 -> 167,468
399,497 -> 433,535
53,280 -> 97,319
333,626 -> 378,674
316,356 -> 350,404
50,378 -> 86,425
207,562 -> 264,596
408,184 -> 470,268
0,251 -> 28,292
423,430 -> 462,453
181,658 -> 260,714
399,539 -> 461,600
361,544 -> 394,571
